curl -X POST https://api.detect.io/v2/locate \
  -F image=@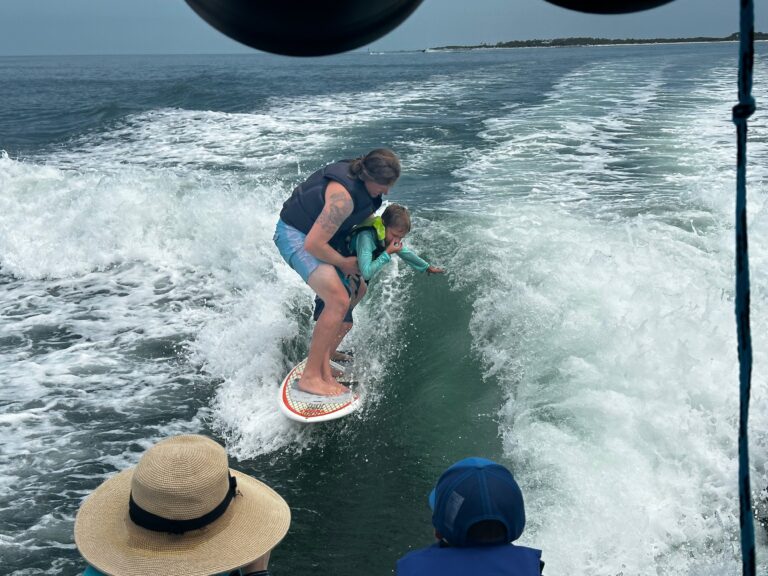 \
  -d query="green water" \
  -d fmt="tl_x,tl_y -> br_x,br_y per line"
243,277 -> 505,574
